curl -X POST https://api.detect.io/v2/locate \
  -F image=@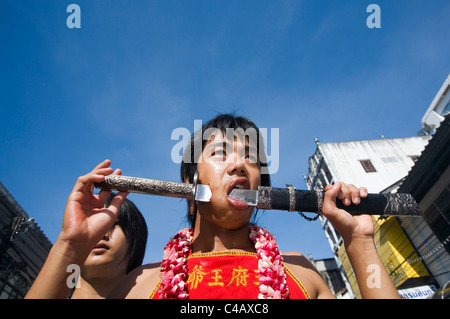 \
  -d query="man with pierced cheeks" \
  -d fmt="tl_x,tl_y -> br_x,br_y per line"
110,114 -> 400,299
